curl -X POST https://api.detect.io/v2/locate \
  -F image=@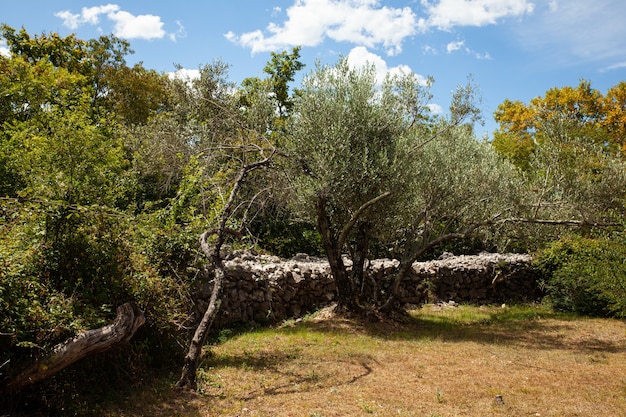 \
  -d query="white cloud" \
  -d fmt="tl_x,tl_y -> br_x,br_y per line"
82,4 -> 120,26
111,10 -> 165,39
0,39 -> 10,57
168,68 -> 201,82
600,61 -> 626,73
446,40 -> 464,53
225,0 -> 420,56
421,0 -> 535,30
423,44 -> 438,55
427,103 -> 444,114
227,0 -> 537,58
346,46 -> 428,85
445,39 -> 491,60
344,47 -> 441,112
169,20 -> 187,42
55,4 -> 181,41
